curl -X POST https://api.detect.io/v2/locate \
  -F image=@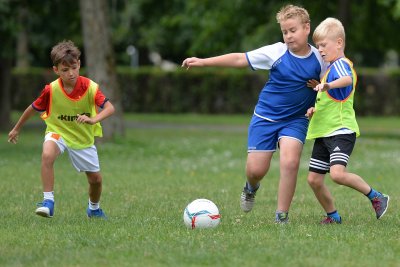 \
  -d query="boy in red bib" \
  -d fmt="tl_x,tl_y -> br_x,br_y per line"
8,40 -> 115,218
